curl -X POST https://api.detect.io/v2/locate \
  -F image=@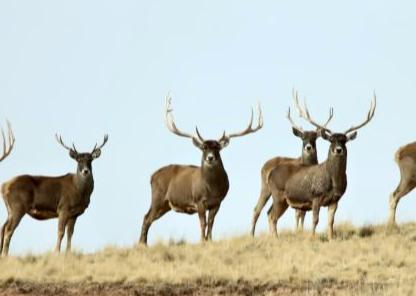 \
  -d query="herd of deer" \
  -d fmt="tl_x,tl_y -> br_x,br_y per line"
0,90 -> 416,256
